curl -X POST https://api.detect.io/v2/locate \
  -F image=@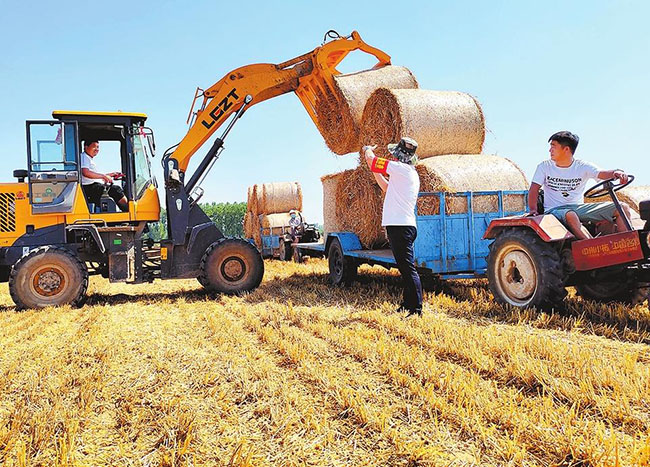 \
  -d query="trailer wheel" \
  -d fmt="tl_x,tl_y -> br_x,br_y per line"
278,240 -> 292,261
9,246 -> 88,310
199,238 -> 264,294
487,229 -> 566,310
328,239 -> 357,286
292,246 -> 303,263
576,281 -> 649,305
